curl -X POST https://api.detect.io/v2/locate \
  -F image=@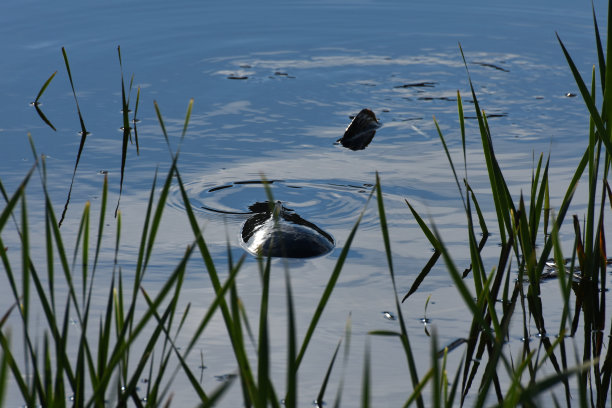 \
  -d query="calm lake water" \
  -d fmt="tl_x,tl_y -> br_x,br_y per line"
0,0 -> 609,406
